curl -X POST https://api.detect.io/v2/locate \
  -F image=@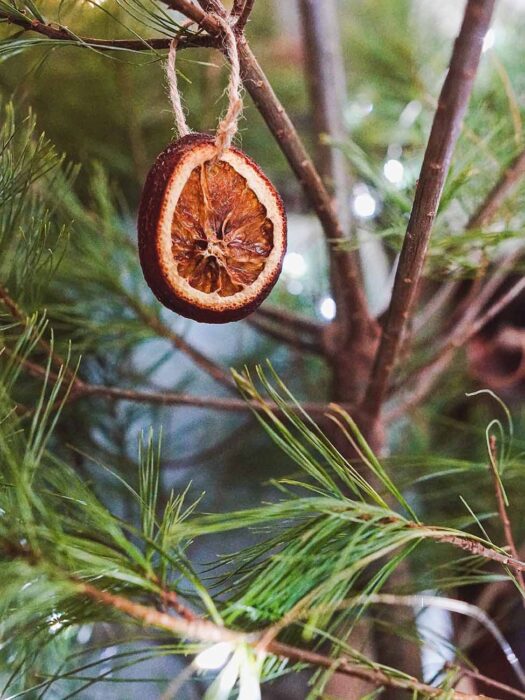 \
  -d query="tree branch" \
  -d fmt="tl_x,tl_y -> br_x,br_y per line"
1,12 -> 217,51
459,667 -> 525,700
386,273 -> 525,422
268,641 -> 493,700
80,582 -> 496,699
362,0 -> 496,421
125,297 -> 236,391
247,316 -> 324,355
426,528 -> 525,574
77,382 -> 346,416
487,434 -> 525,596
230,0 -> 246,17
298,0 -> 369,351
256,304 -> 322,336
234,0 -> 256,33
467,147 -> 525,229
